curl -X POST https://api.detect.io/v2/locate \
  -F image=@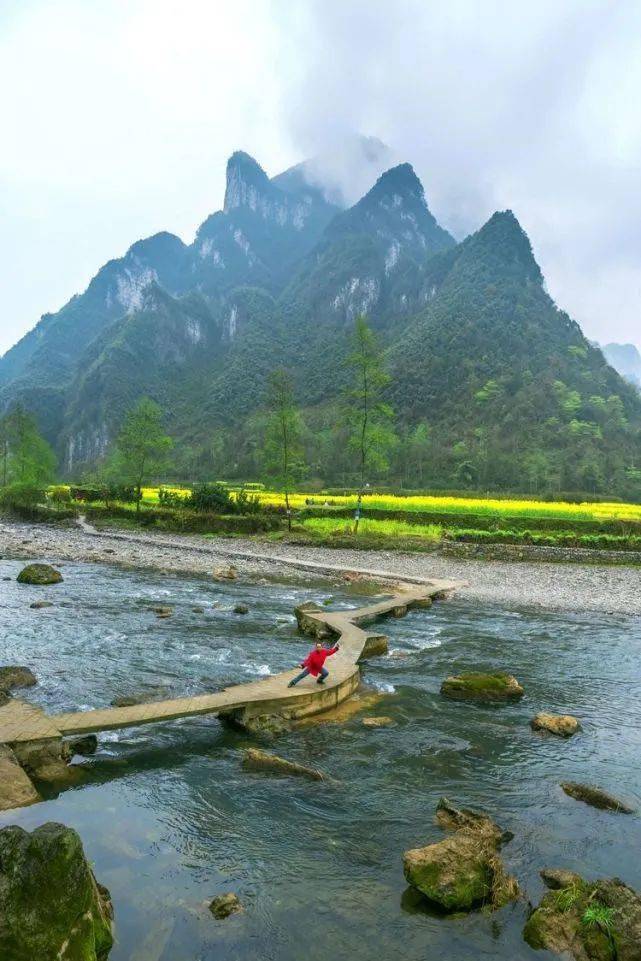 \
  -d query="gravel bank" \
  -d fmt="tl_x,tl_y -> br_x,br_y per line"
1,519 -> 639,615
